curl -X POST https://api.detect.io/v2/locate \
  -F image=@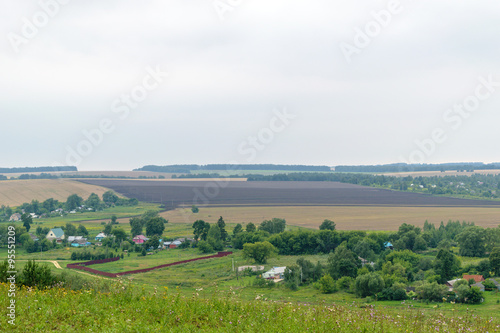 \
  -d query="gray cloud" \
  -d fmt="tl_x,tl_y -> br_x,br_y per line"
1,0 -> 499,170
